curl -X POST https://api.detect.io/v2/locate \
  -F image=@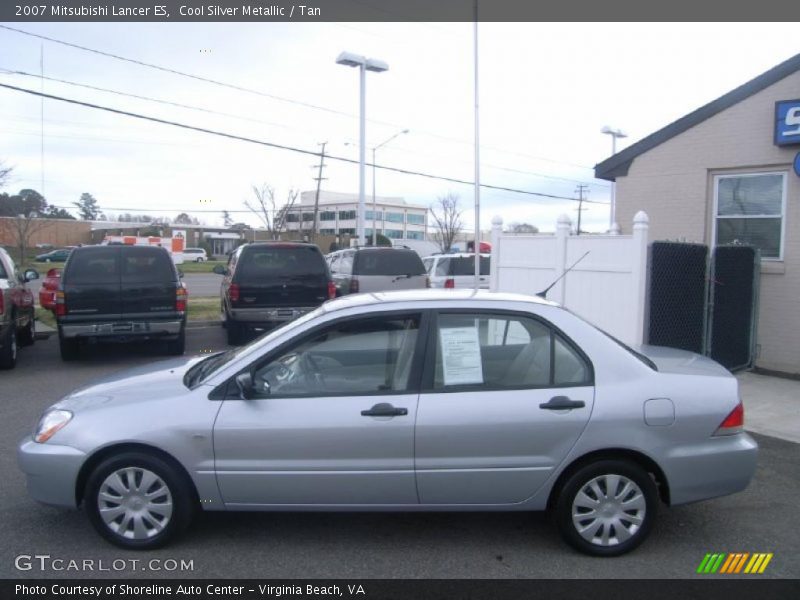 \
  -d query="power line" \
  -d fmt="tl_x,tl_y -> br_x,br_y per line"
0,24 -> 598,172
0,82 -> 609,205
